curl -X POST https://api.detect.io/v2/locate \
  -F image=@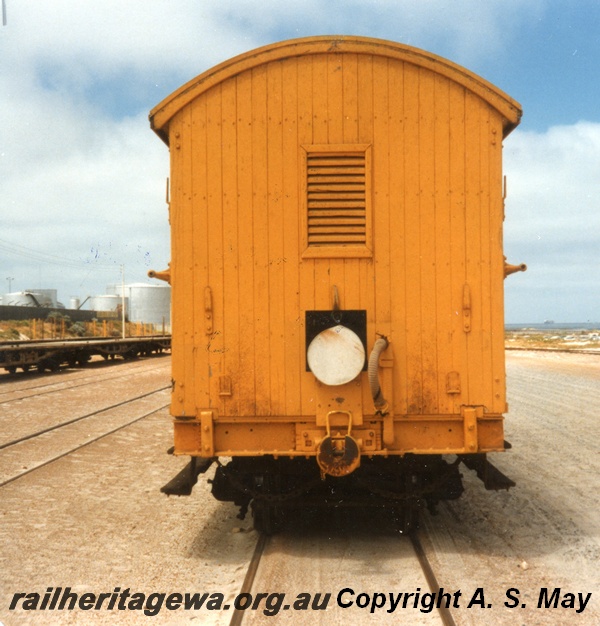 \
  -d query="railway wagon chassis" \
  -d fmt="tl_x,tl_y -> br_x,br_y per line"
162,404 -> 515,534
0,336 -> 171,374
